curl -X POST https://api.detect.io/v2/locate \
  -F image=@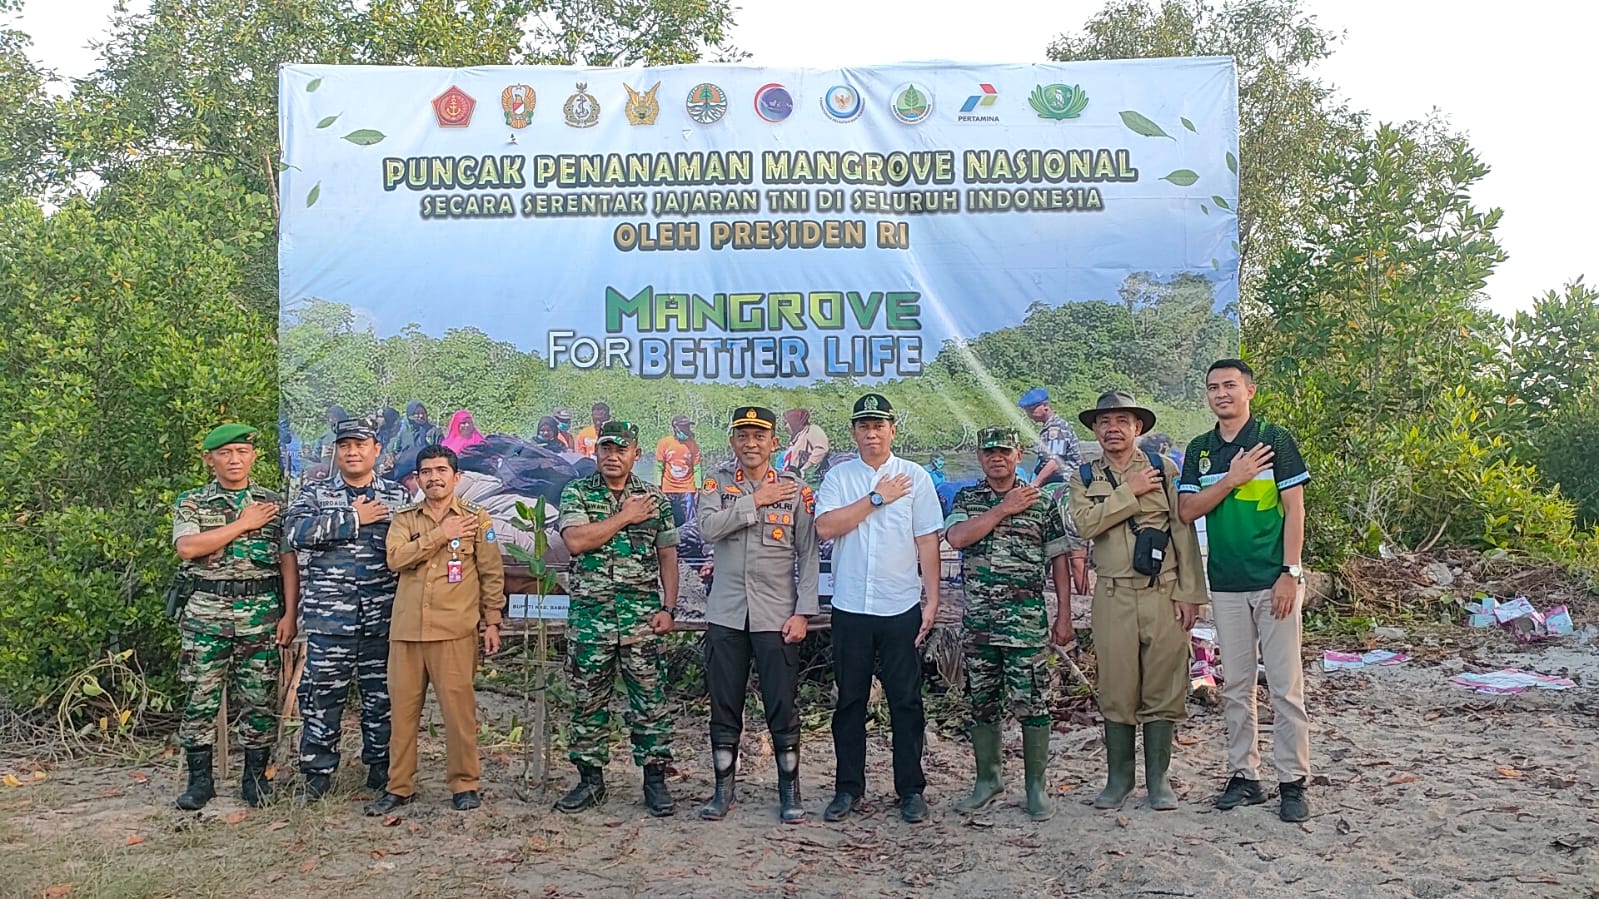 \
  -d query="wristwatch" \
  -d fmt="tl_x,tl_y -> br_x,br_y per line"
868,491 -> 884,507
1282,564 -> 1304,581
